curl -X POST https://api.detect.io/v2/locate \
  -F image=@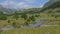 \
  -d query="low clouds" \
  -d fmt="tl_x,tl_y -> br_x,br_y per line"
0,0 -> 49,9
24,0 -> 37,3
